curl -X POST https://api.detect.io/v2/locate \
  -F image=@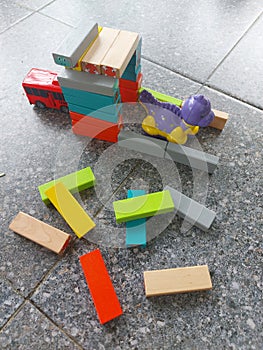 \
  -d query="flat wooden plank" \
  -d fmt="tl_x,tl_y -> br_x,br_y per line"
9,212 -> 71,254
38,167 -> 95,205
79,249 -> 123,324
144,265 -> 212,297
101,30 -> 140,78
45,182 -> 95,238
140,87 -> 229,130
126,190 -> 146,247
81,27 -> 120,74
113,190 -> 175,223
